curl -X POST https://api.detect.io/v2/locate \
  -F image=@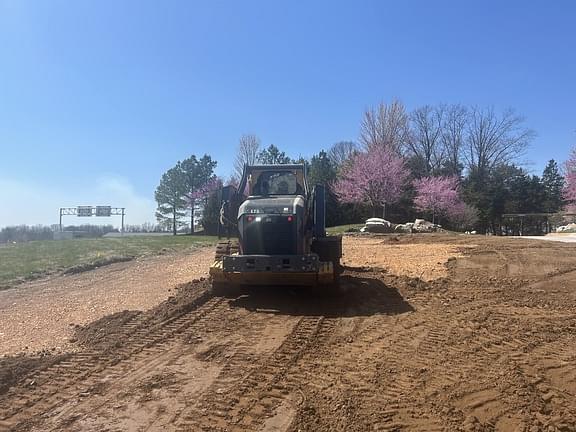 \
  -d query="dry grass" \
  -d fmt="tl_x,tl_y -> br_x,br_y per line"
0,235 -> 216,288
